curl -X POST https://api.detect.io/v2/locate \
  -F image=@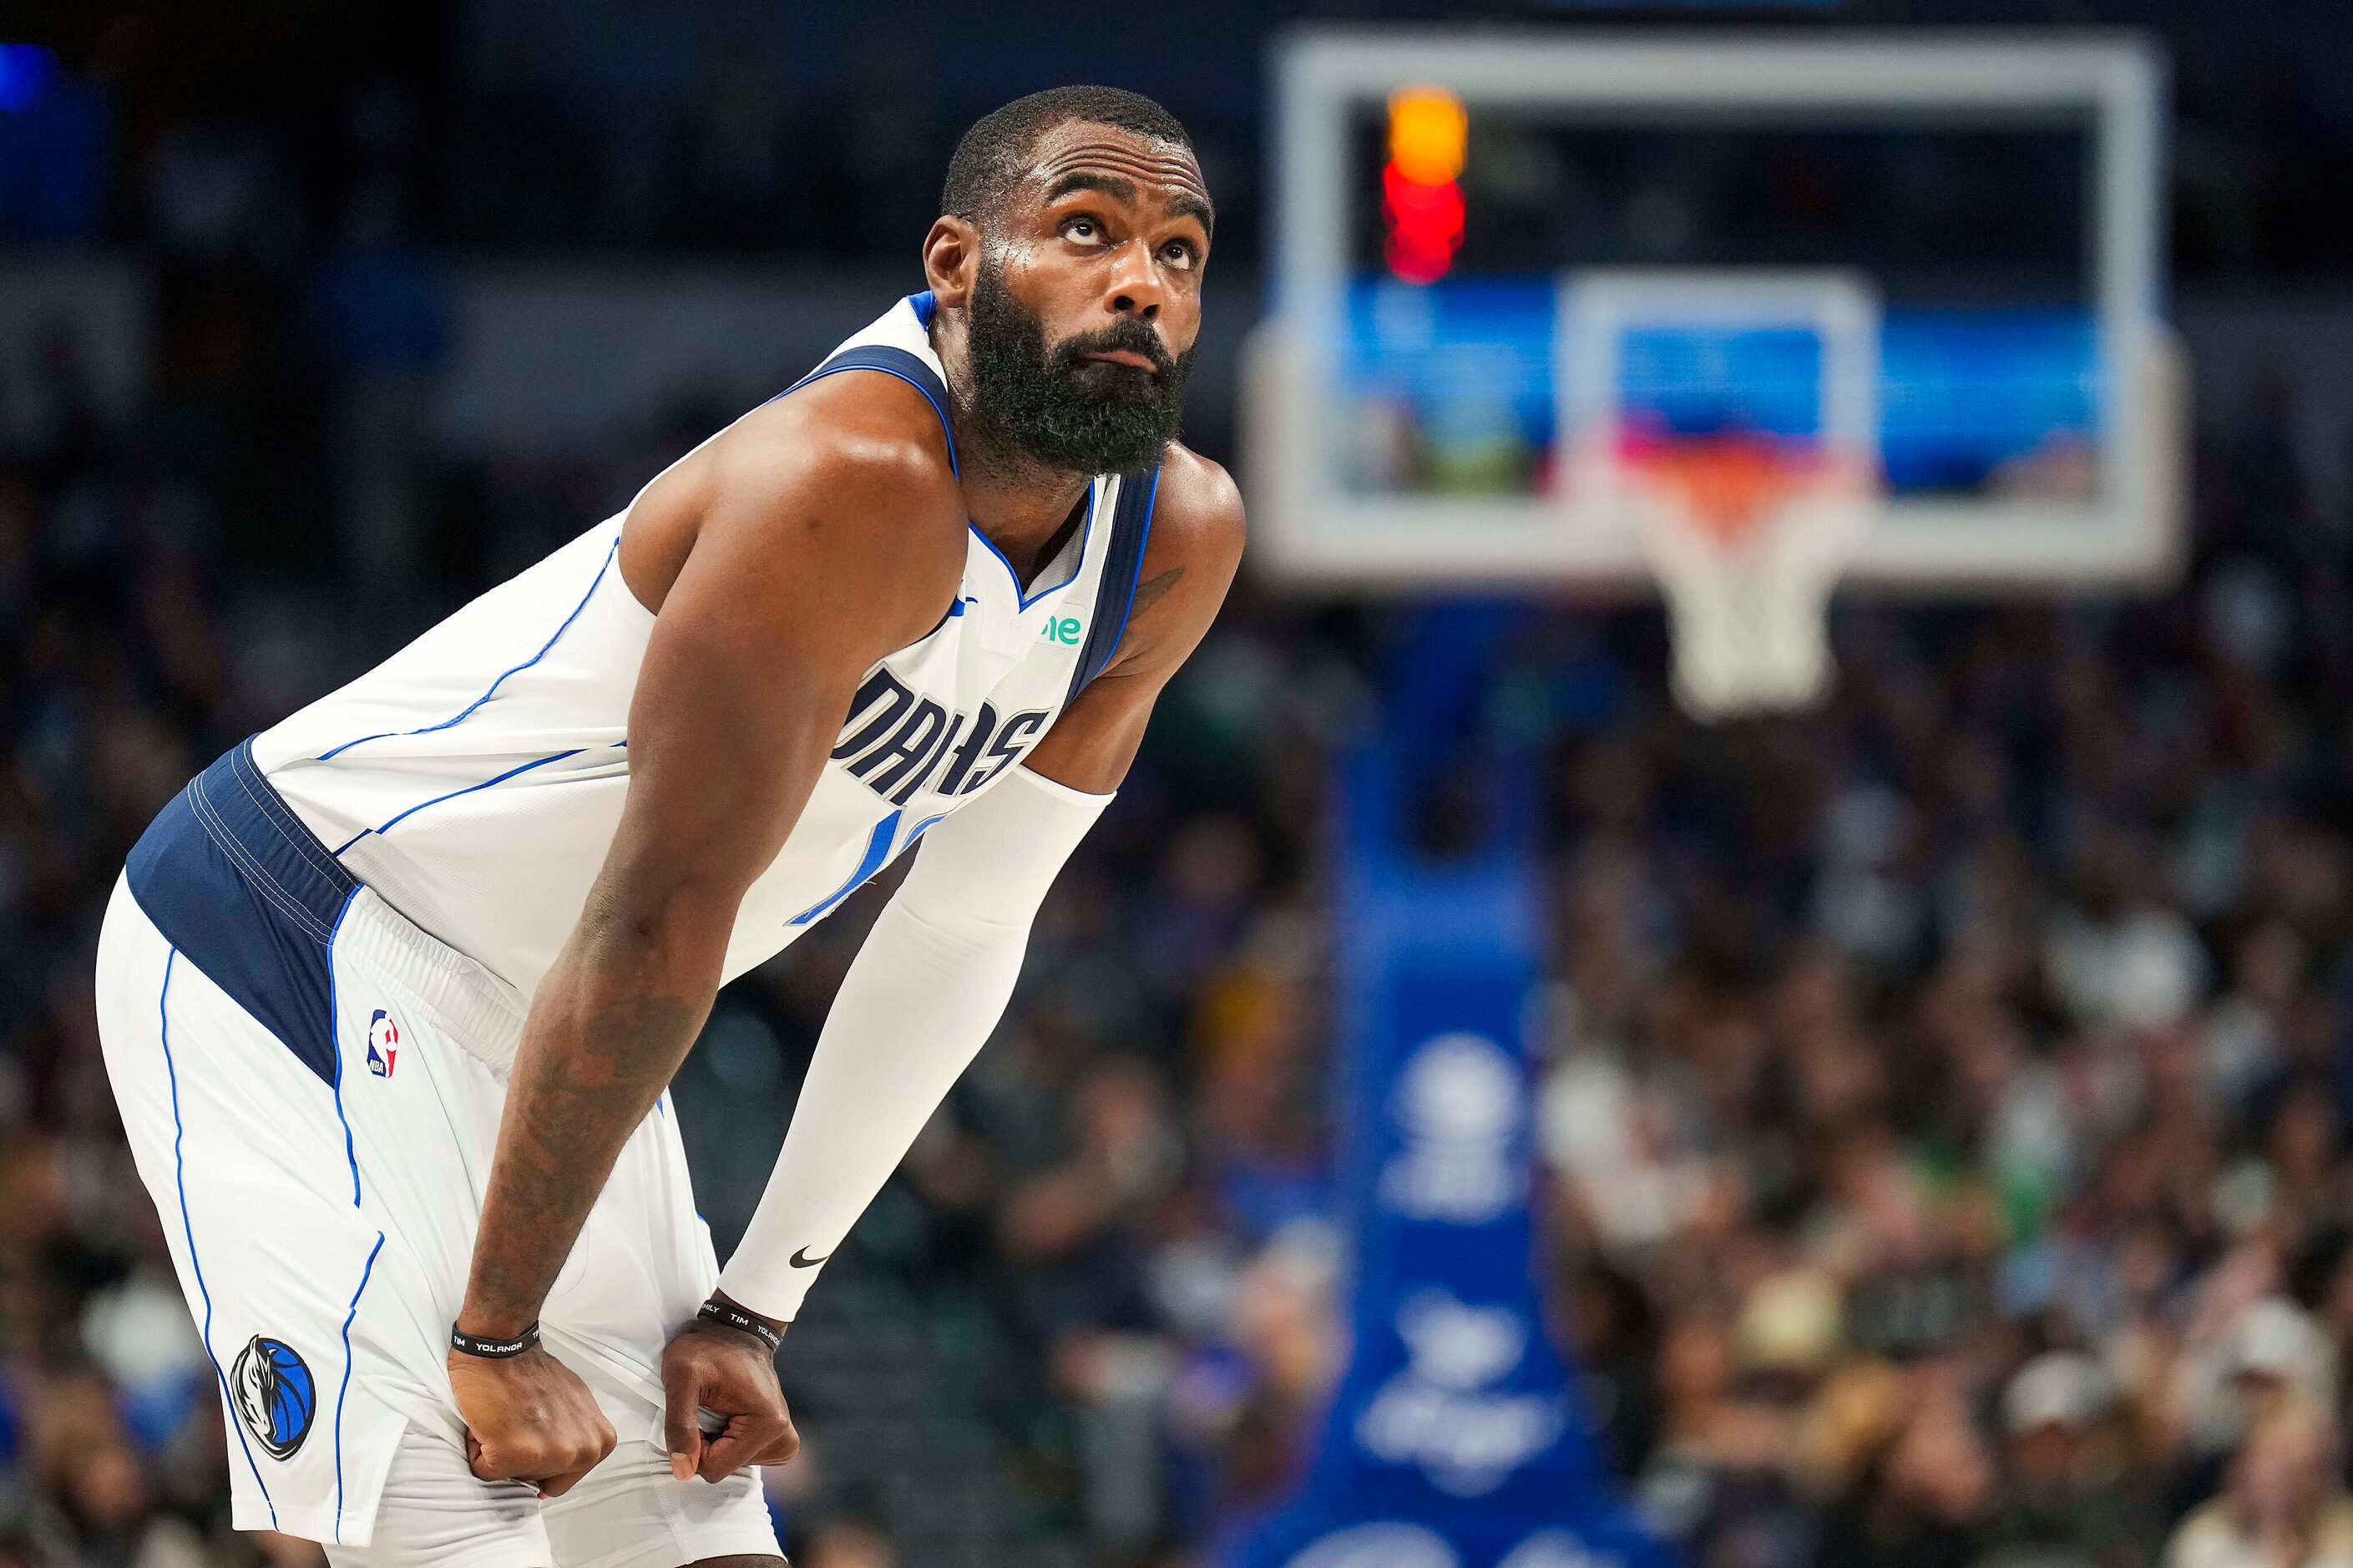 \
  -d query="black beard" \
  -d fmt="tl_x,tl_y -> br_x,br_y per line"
962,257 -> 1193,477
